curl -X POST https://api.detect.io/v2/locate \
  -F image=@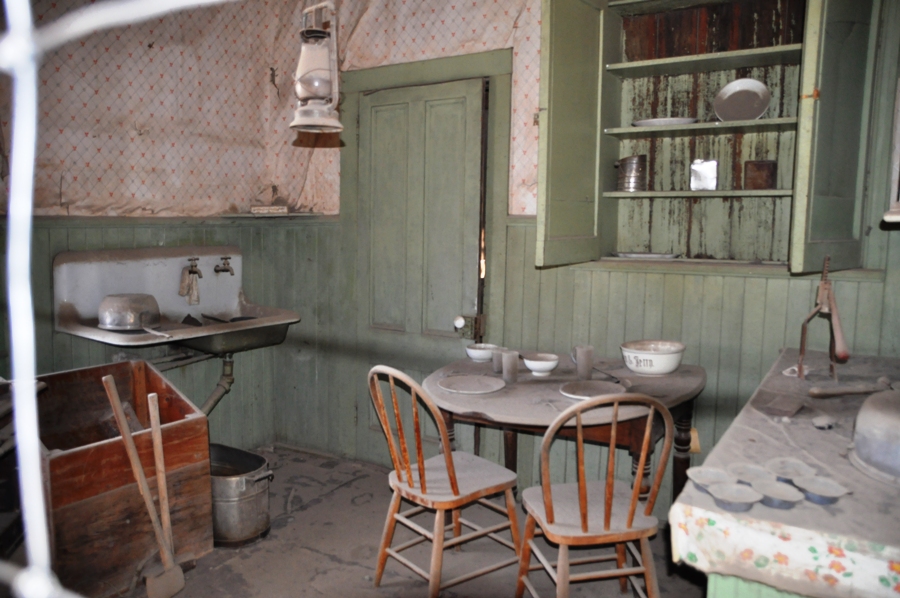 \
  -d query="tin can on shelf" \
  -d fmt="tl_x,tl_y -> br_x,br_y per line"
615,155 -> 647,192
